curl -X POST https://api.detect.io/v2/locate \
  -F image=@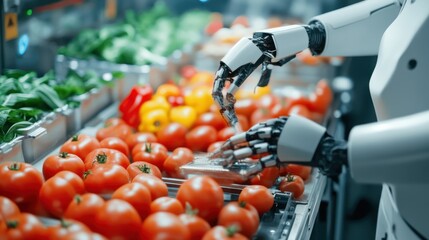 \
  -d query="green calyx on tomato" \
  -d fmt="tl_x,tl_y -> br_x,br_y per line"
83,170 -> 92,179
95,152 -> 108,164
74,195 -> 82,204
185,202 -> 198,216
60,219 -> 72,228
71,134 -> 79,141
286,174 -> 295,182
226,225 -> 239,237
6,220 -> 18,228
238,201 -> 247,208
7,163 -> 20,171
144,143 -> 152,153
59,152 -> 69,158
137,164 -> 152,174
